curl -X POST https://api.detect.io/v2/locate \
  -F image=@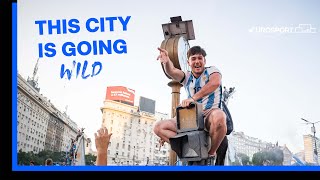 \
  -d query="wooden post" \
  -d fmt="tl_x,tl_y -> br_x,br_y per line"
168,80 -> 183,165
